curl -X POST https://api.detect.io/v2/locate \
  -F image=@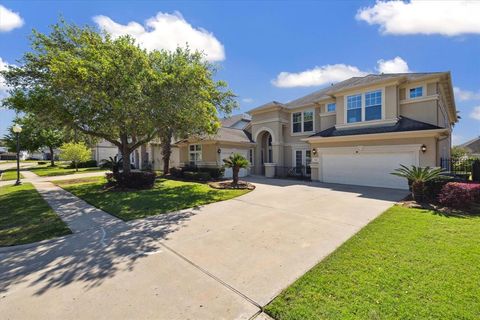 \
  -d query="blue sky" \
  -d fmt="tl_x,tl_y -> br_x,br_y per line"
1,0 -> 479,144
